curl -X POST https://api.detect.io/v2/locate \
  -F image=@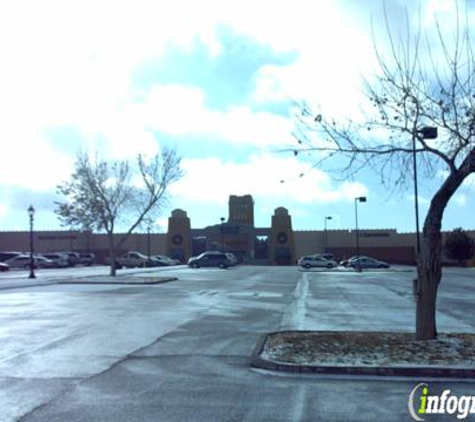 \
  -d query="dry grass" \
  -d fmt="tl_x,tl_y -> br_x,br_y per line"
262,332 -> 475,367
